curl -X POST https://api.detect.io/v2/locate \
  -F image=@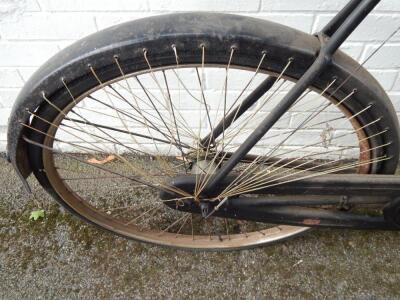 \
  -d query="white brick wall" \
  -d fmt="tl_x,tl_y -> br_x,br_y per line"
0,0 -> 400,152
